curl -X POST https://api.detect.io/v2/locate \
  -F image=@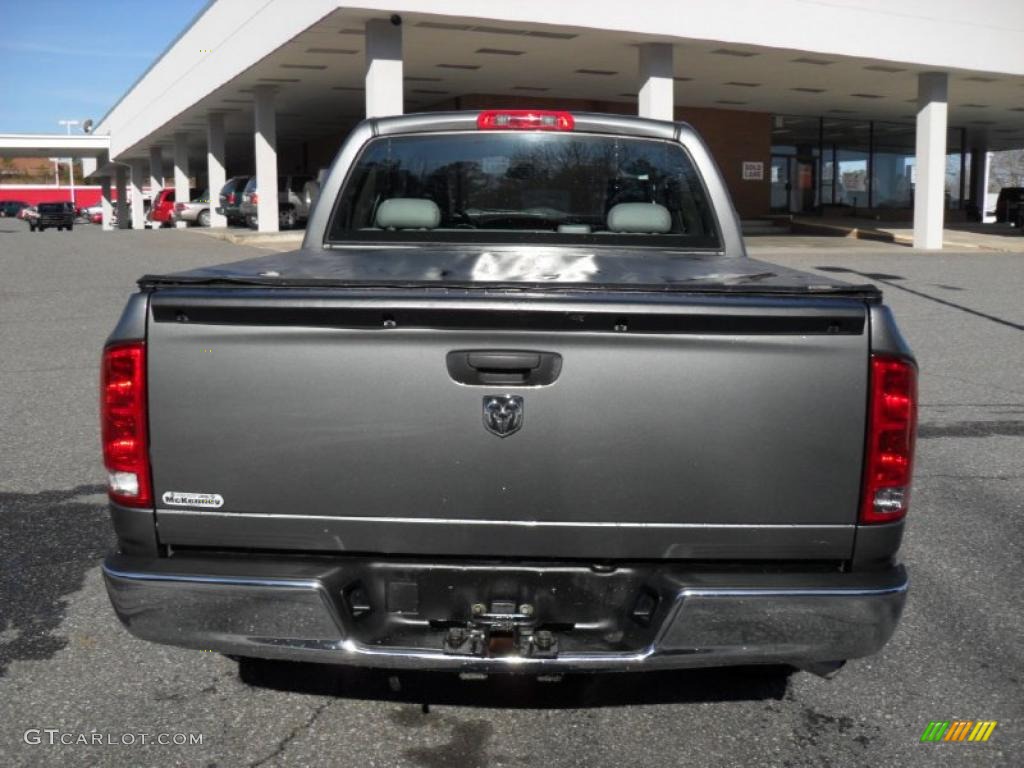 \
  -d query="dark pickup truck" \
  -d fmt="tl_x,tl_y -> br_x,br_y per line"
33,202 -> 75,232
100,110 -> 916,677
